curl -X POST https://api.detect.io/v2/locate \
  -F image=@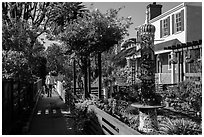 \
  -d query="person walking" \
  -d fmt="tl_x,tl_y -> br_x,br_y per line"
45,72 -> 55,97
